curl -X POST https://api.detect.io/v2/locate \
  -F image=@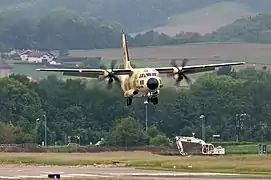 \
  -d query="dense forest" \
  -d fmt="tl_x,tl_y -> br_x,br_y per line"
0,0 -> 271,33
1,66 -> 271,146
0,10 -> 271,52
0,0 -> 237,32
209,13 -> 271,43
